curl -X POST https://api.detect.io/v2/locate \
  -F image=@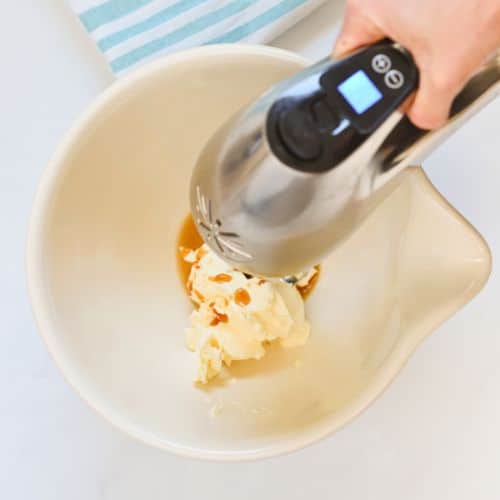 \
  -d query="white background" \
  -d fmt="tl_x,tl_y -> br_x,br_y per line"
1,1 -> 499,498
